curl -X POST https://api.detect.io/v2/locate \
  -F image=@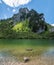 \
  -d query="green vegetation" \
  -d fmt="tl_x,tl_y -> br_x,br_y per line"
13,20 -> 31,32
0,19 -> 54,39
0,8 -> 54,39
